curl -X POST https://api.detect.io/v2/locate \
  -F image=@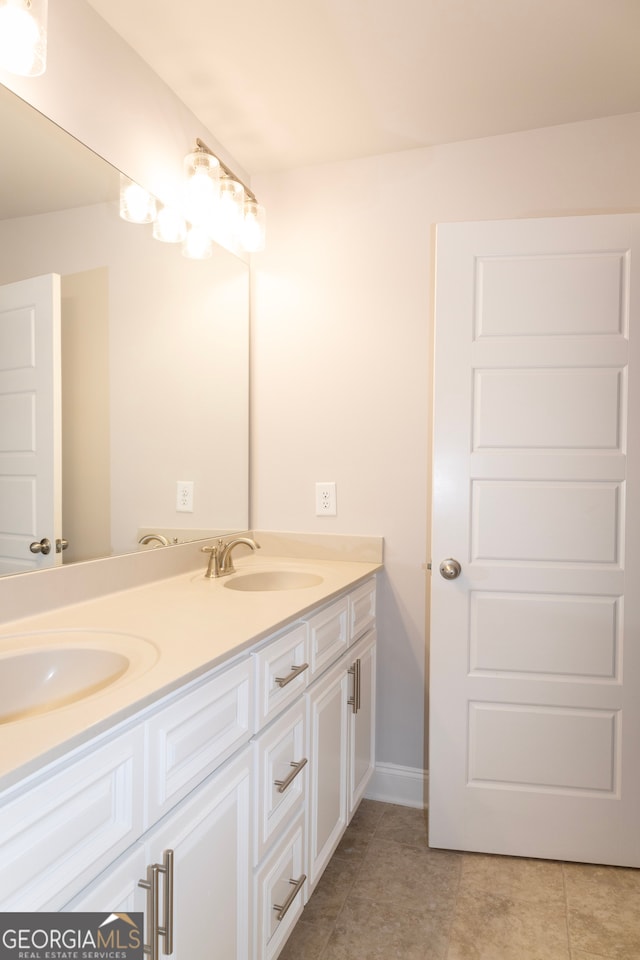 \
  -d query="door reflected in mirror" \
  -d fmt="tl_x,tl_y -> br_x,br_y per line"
0,83 -> 249,577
